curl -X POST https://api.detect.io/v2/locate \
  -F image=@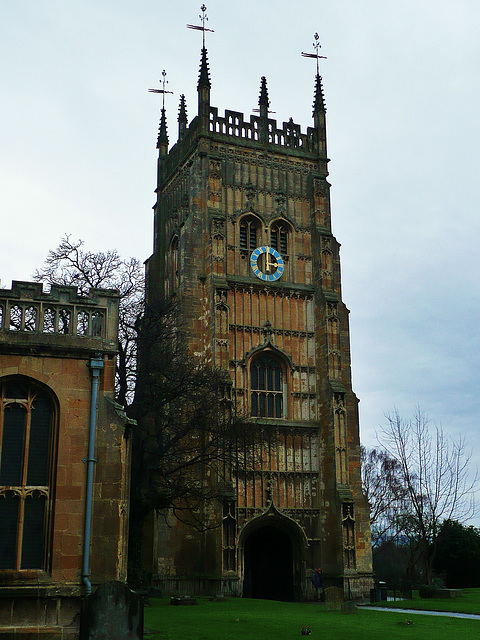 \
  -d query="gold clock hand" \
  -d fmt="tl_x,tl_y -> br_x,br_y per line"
265,247 -> 271,272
